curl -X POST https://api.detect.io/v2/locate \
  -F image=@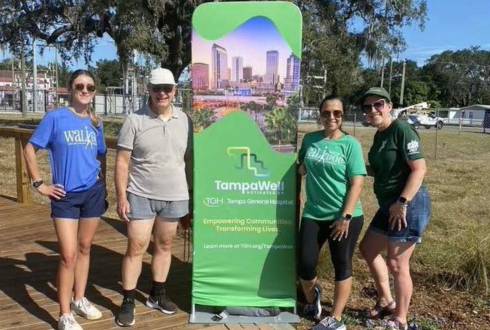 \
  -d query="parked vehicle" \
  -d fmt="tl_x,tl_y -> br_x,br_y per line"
417,113 -> 444,129
405,115 -> 421,129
